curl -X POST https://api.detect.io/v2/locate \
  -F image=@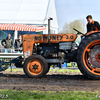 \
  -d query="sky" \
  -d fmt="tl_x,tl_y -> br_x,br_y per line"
55,0 -> 100,32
